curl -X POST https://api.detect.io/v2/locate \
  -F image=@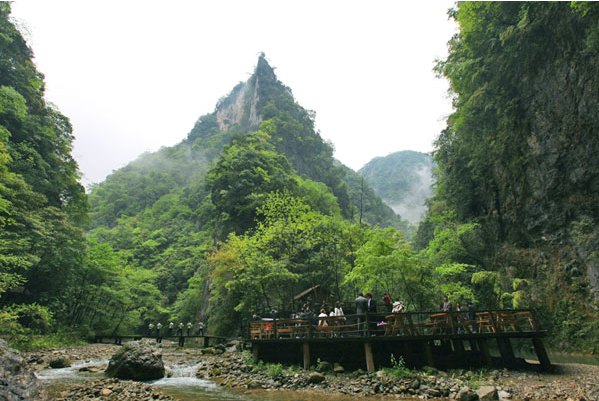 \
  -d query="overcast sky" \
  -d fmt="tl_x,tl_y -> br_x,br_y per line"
10,1 -> 457,187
